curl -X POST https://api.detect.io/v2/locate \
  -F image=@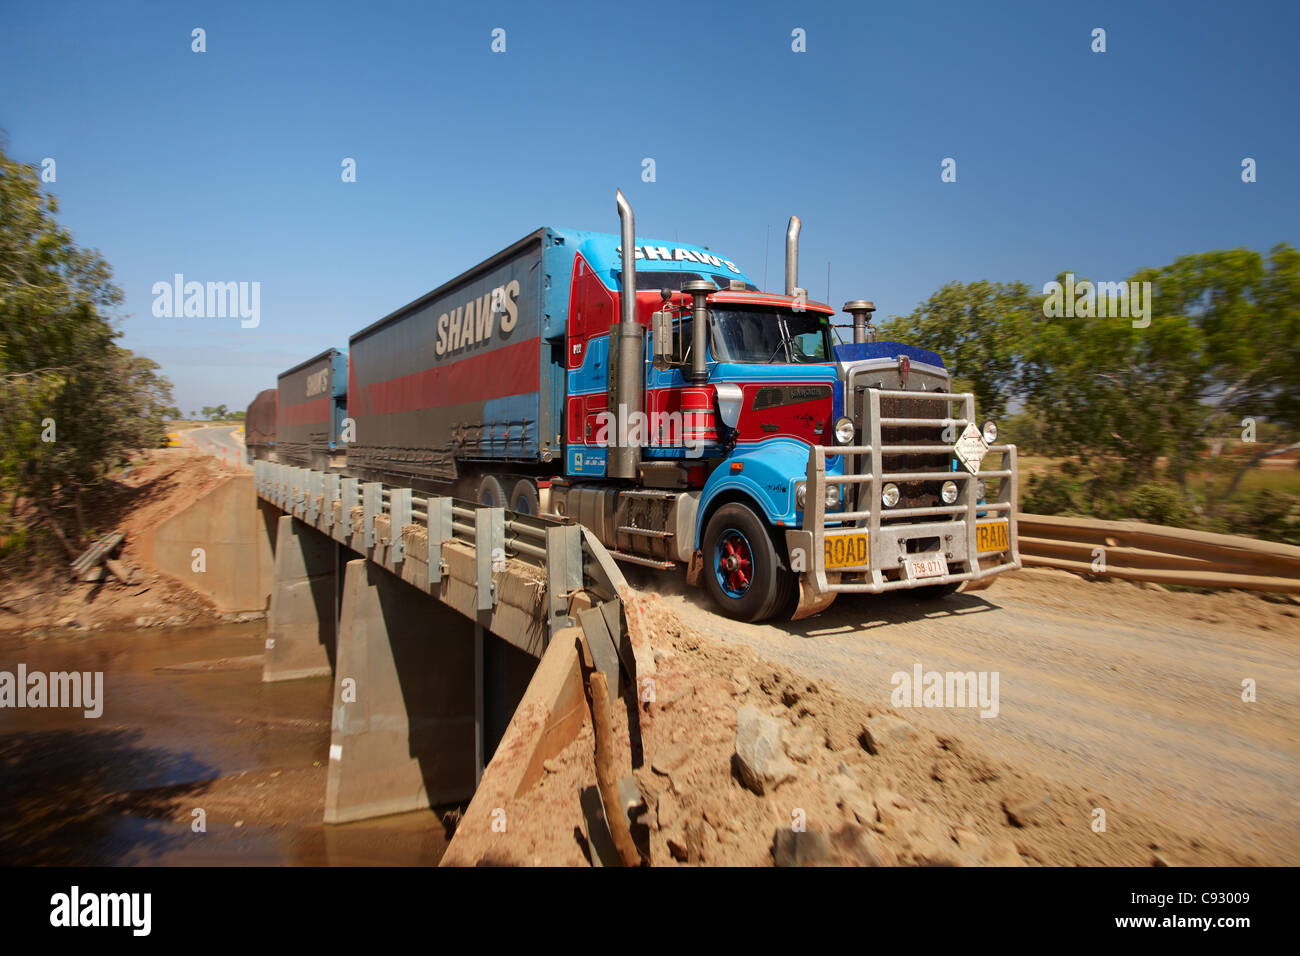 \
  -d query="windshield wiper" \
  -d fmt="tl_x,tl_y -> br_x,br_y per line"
763,339 -> 789,364
763,315 -> 792,364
